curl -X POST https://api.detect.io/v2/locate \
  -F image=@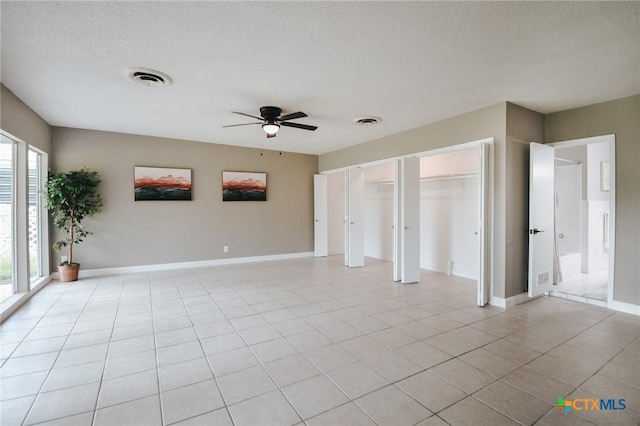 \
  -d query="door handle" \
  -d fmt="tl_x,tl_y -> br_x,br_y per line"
529,228 -> 544,235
